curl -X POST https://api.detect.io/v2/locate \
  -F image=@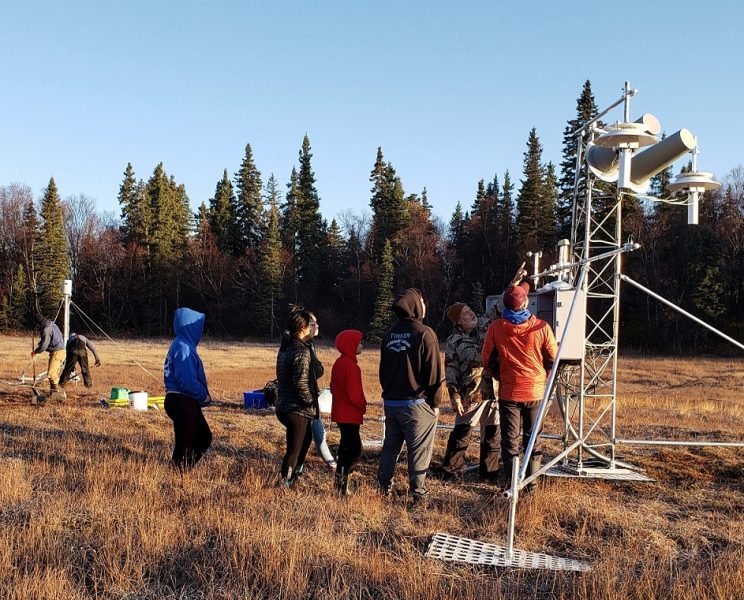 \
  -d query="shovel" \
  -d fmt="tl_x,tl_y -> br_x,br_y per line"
30,353 -> 45,405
